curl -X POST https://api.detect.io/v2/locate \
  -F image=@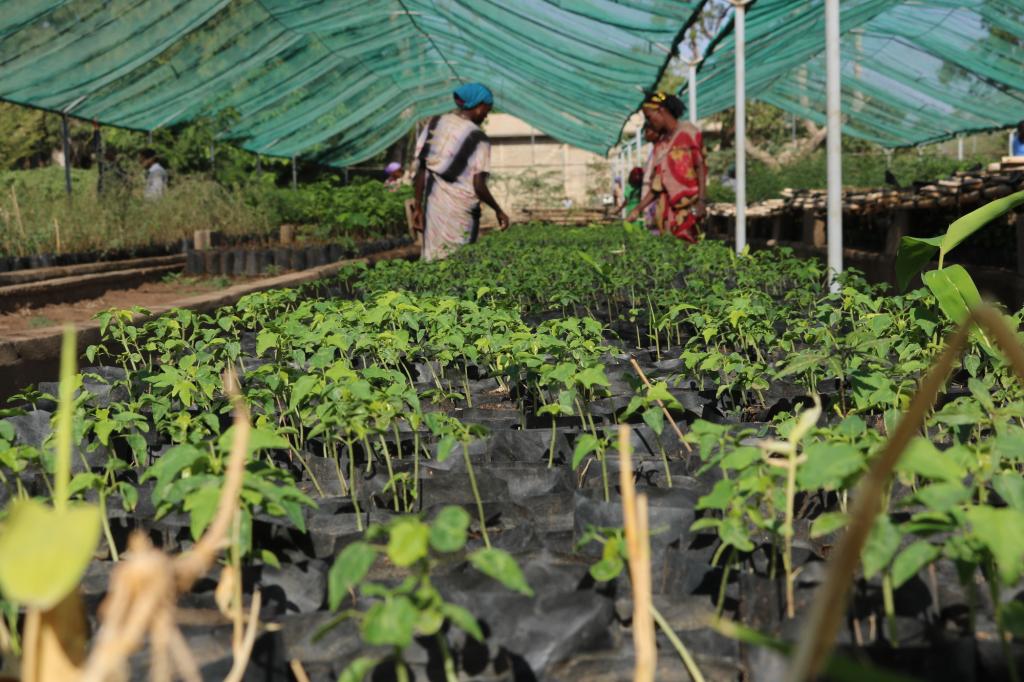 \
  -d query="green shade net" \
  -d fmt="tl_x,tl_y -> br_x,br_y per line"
0,0 -> 704,166
689,0 -> 1024,147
